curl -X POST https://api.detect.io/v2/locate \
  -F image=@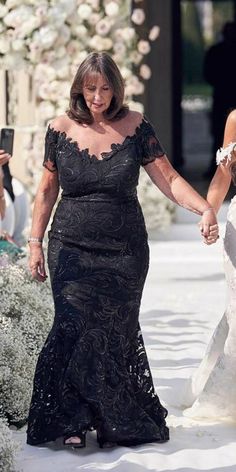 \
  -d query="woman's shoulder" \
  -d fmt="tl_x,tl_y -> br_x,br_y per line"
48,114 -> 71,133
226,109 -> 236,127
126,110 -> 144,127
